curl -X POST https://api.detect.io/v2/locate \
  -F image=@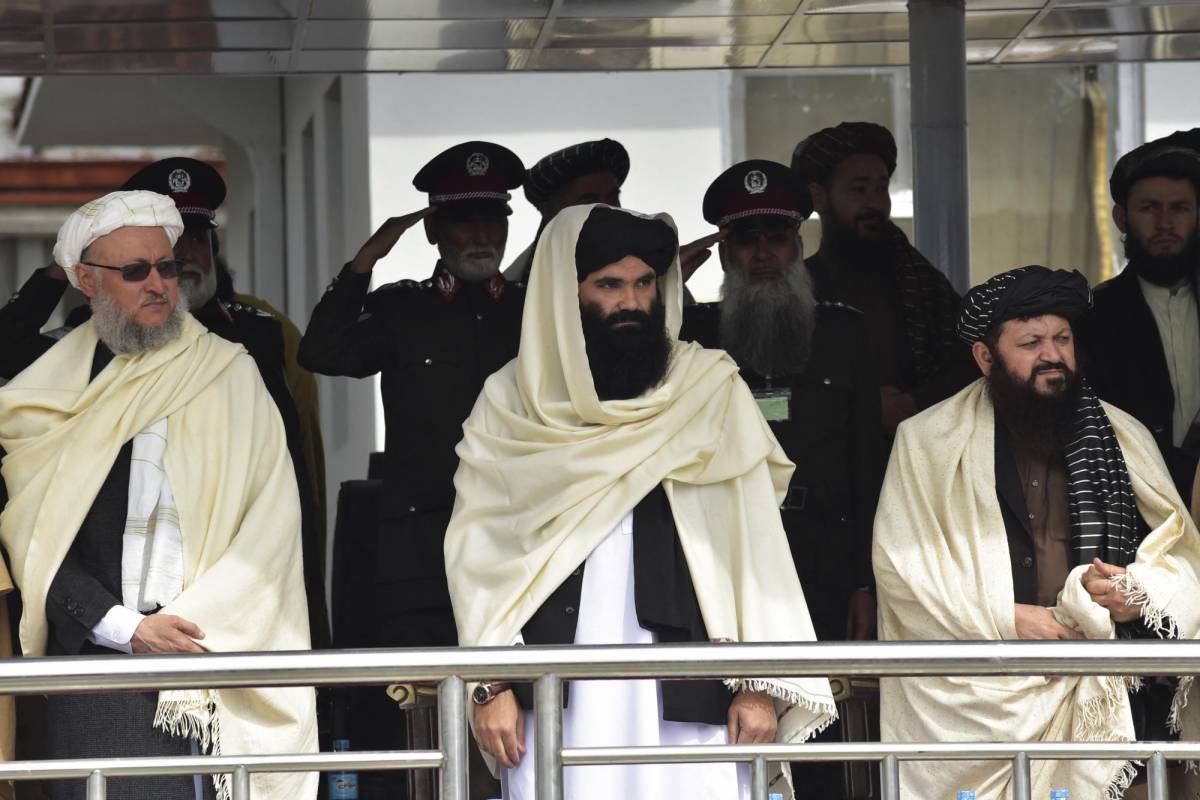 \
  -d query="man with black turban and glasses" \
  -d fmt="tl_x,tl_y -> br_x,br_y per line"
874,266 -> 1200,800
445,204 -> 835,800
1081,134 -> 1200,504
